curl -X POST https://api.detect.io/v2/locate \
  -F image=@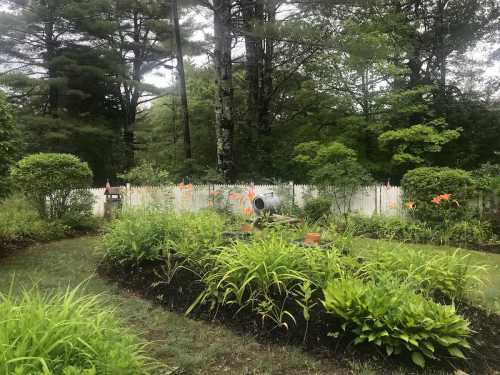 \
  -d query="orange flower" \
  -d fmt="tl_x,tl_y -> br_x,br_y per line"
243,207 -> 253,217
228,192 -> 241,201
405,201 -> 415,209
246,191 -> 256,201
439,193 -> 451,201
431,196 -> 442,204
